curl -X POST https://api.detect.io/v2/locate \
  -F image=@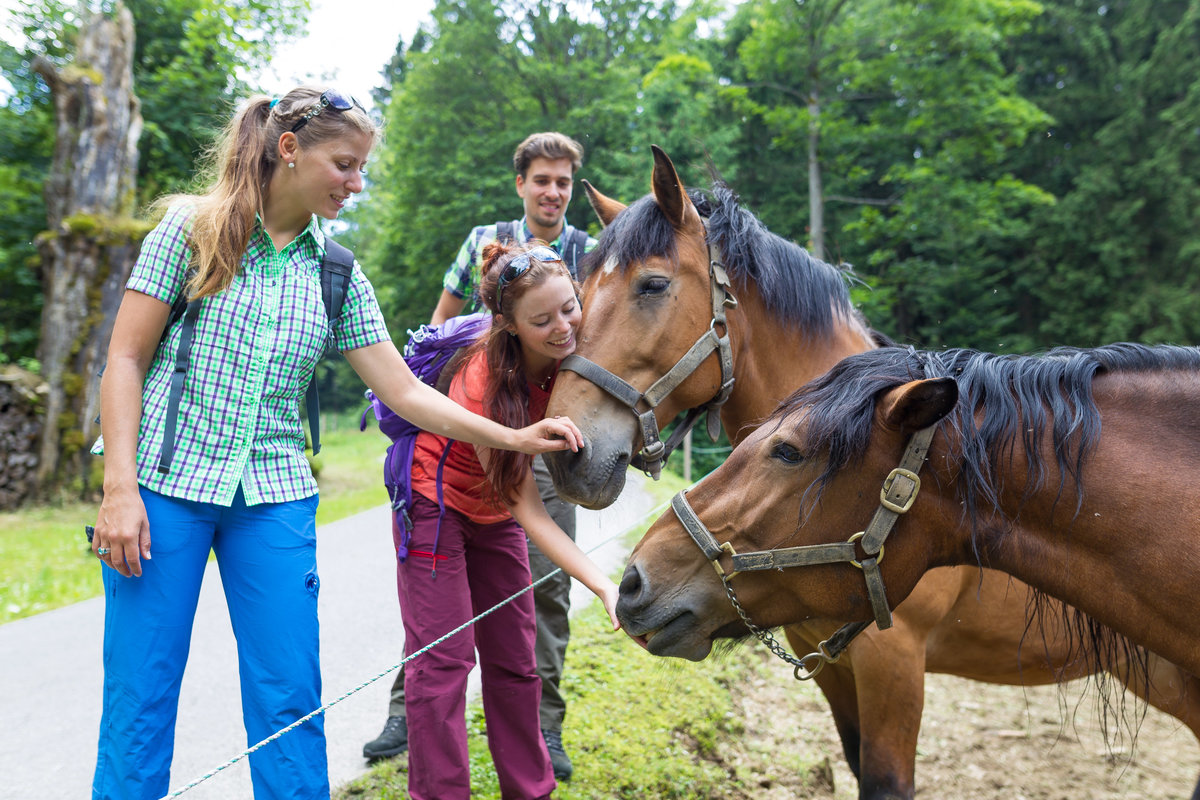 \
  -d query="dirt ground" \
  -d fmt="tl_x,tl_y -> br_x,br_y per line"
704,648 -> 1199,799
